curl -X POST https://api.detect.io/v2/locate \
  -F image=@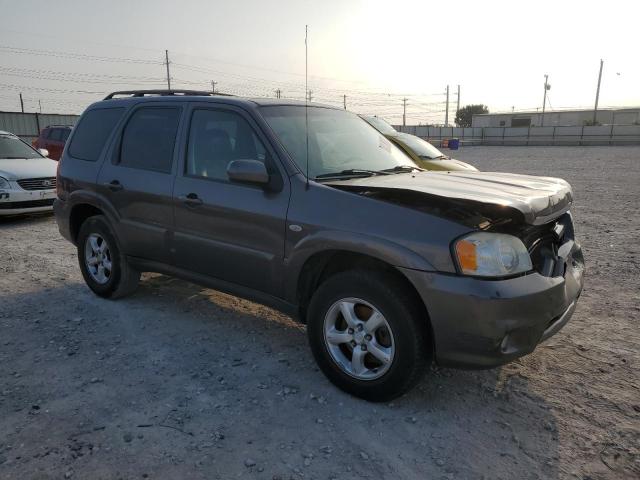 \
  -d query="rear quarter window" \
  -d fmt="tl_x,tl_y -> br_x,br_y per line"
68,108 -> 125,161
